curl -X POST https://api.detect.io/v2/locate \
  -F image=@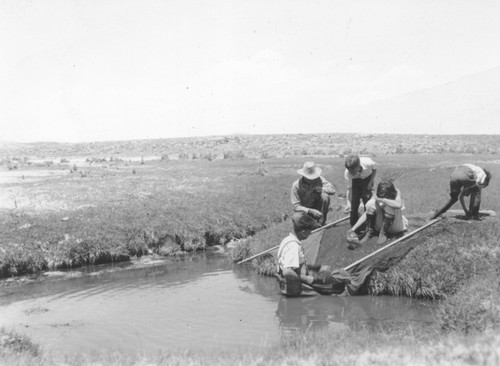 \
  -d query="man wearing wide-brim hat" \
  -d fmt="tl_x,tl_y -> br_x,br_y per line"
291,161 -> 336,225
